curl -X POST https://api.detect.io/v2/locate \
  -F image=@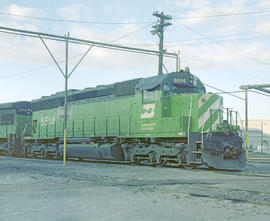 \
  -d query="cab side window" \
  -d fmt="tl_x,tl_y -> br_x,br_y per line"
0,114 -> 14,125
32,120 -> 37,133
143,90 -> 157,103
163,84 -> 170,96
